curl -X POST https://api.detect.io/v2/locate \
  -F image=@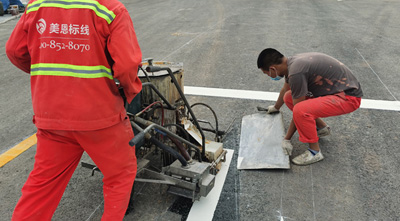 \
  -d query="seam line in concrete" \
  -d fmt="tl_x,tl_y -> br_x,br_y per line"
85,200 -> 104,221
278,171 -> 285,220
310,165 -> 316,221
162,18 -> 226,61
355,48 -> 398,101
